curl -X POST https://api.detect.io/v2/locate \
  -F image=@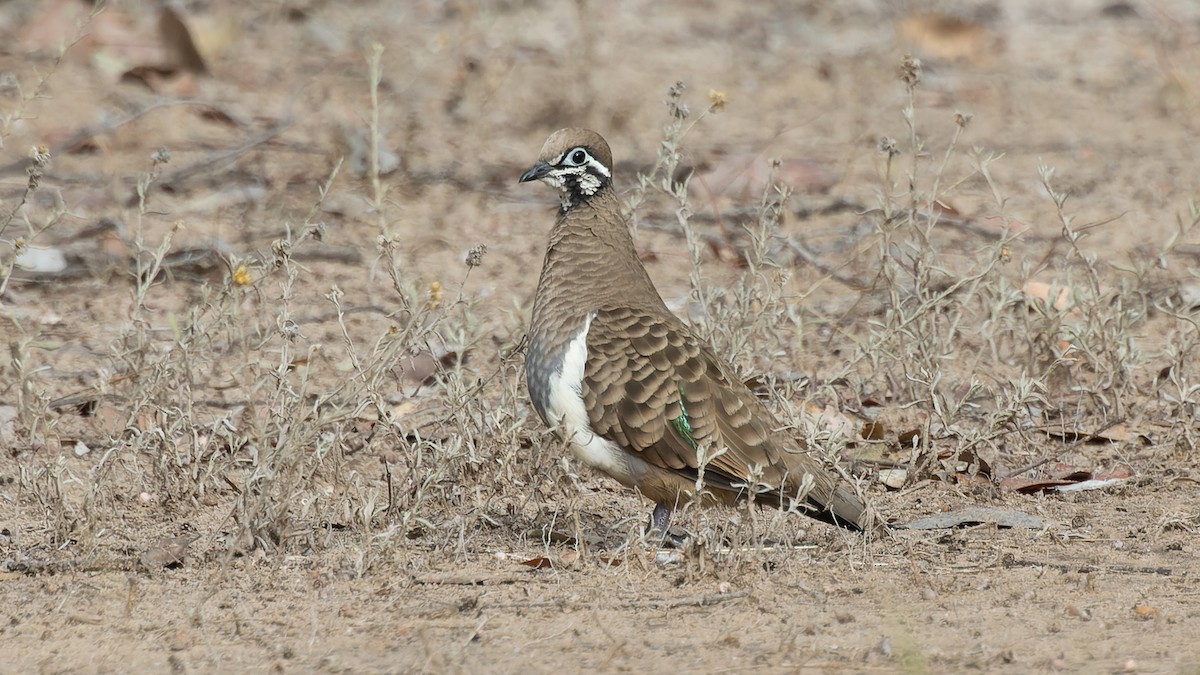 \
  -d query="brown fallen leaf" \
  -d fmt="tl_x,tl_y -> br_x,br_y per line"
1047,463 -> 1092,482
930,199 -> 963,218
946,447 -> 993,479
520,556 -> 554,570
897,427 -> 922,446
1001,462 -> 1134,494
860,420 -> 886,441
118,5 -> 209,94
1091,424 -> 1150,444
1044,424 -> 1150,445
999,476 -> 1078,493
